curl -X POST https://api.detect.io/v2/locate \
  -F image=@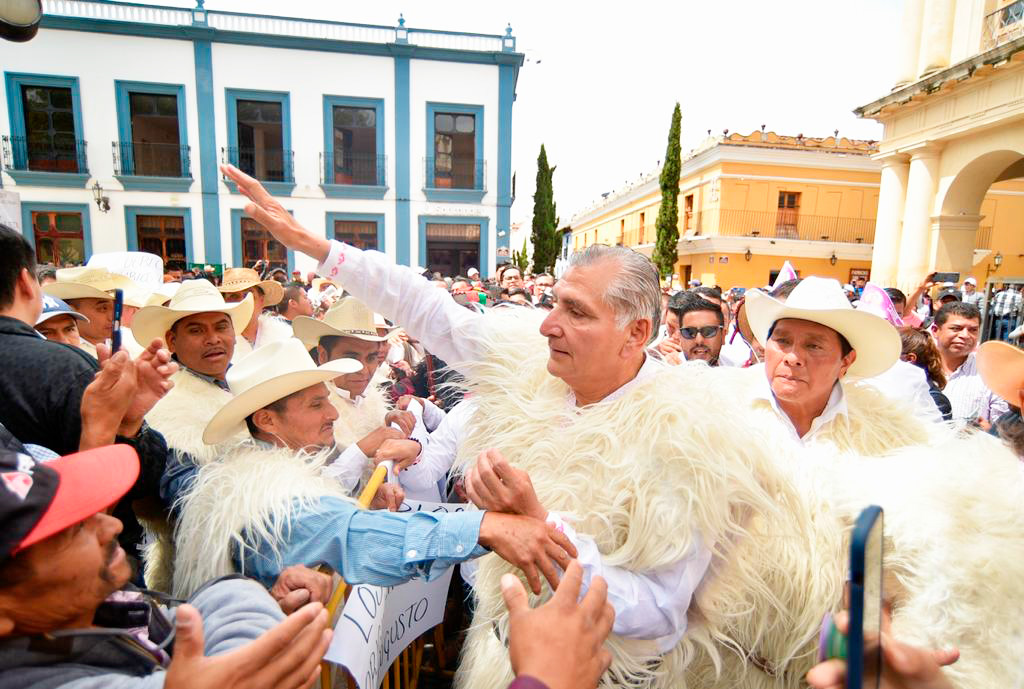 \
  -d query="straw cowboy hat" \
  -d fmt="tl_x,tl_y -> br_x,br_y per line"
132,279 -> 254,346
311,277 -> 337,293
292,298 -> 387,349
977,341 -> 1024,407
745,276 -> 901,378
203,338 -> 361,444
43,266 -> 136,301
218,267 -> 284,307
